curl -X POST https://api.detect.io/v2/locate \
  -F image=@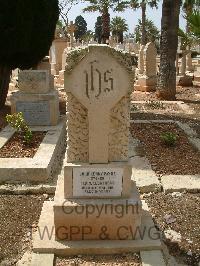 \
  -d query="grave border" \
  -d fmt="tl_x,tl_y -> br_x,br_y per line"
130,119 -> 200,193
0,117 -> 66,184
